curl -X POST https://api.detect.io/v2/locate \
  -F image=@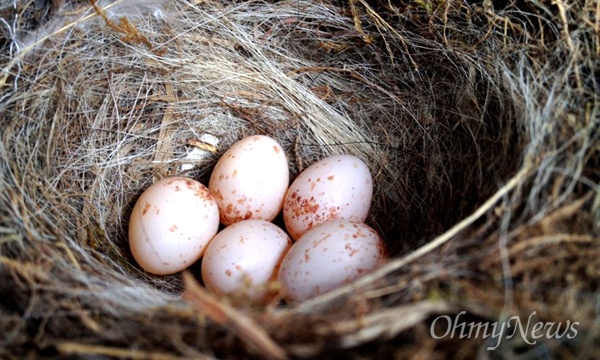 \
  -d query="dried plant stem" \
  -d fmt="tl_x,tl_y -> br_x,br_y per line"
57,341 -> 209,360
182,272 -> 288,360
153,82 -> 177,181
317,301 -> 456,348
